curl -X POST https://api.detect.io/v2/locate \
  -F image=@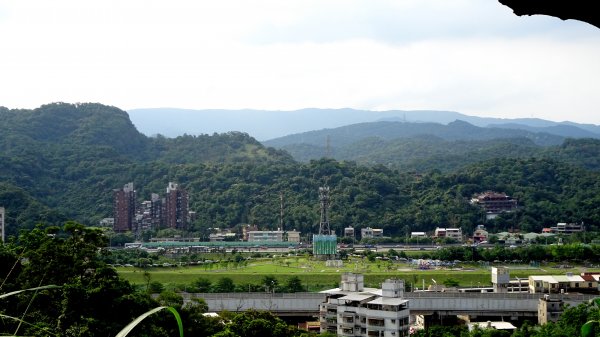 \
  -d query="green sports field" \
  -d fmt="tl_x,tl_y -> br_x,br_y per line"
116,256 -> 582,291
